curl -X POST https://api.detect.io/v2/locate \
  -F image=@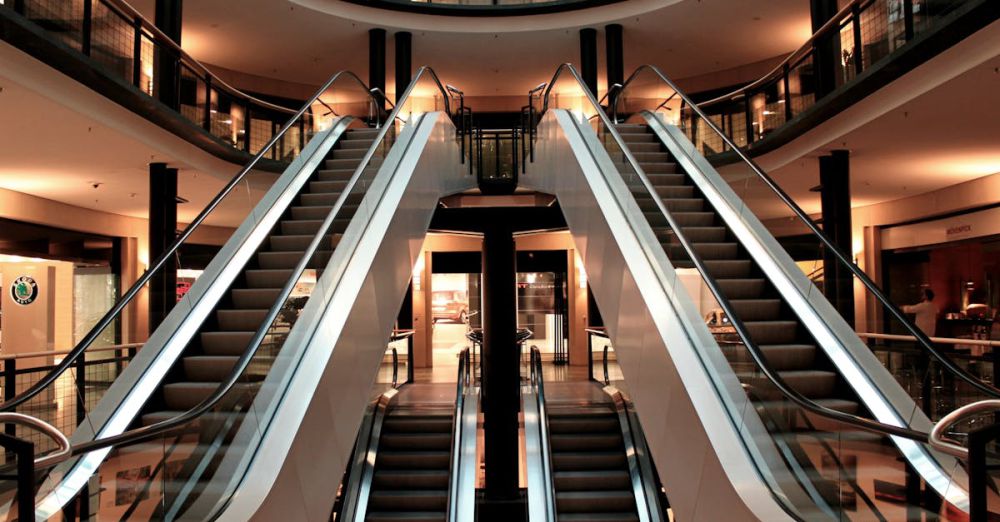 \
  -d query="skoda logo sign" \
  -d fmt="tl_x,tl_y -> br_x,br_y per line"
11,276 -> 39,306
